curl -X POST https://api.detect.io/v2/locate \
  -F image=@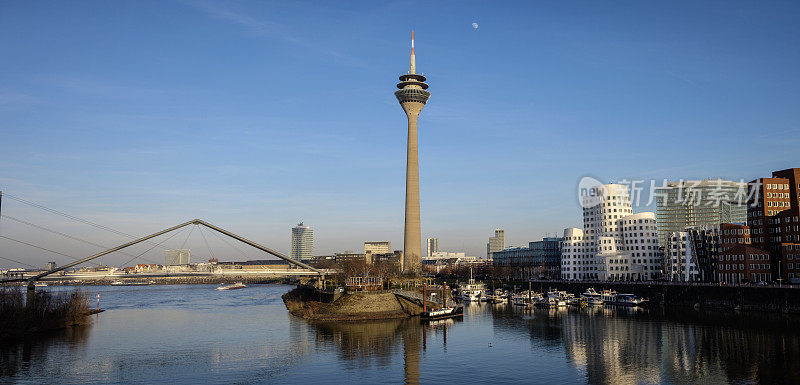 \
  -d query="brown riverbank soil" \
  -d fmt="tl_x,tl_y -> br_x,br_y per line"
282,286 -> 427,321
